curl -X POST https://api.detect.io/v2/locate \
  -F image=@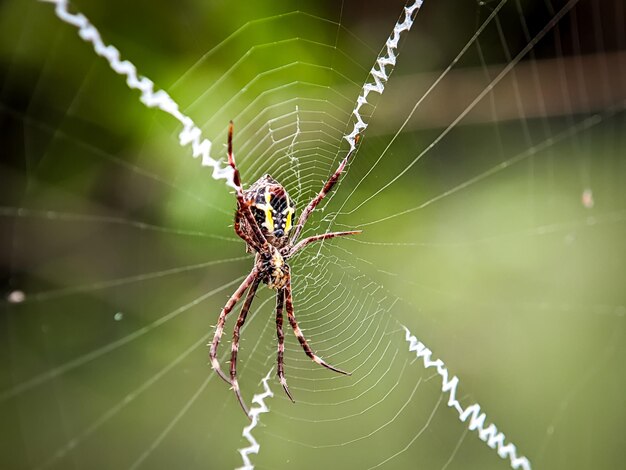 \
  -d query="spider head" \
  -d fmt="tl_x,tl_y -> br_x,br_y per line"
246,174 -> 296,245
